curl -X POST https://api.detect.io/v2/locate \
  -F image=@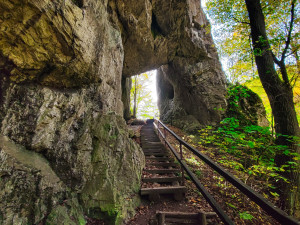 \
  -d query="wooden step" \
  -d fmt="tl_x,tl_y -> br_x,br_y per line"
147,162 -> 178,167
143,144 -> 163,147
143,149 -> 167,153
144,169 -> 180,174
141,186 -> 187,201
155,211 -> 216,225
146,157 -> 171,161
142,145 -> 165,149
143,151 -> 168,155
146,141 -> 162,144
142,177 -> 182,183
143,148 -> 165,151
144,152 -> 169,157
